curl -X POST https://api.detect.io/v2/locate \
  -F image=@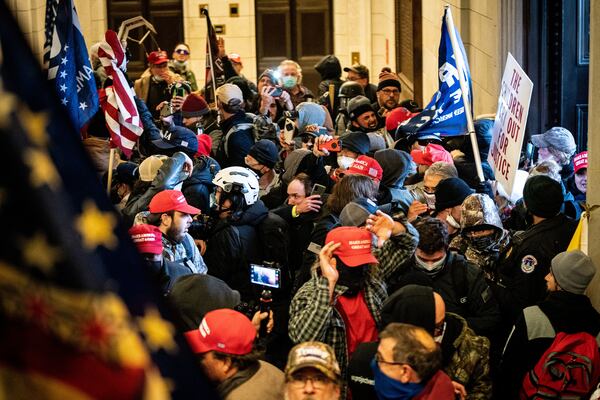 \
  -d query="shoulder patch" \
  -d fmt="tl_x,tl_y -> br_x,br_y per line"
521,255 -> 537,274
